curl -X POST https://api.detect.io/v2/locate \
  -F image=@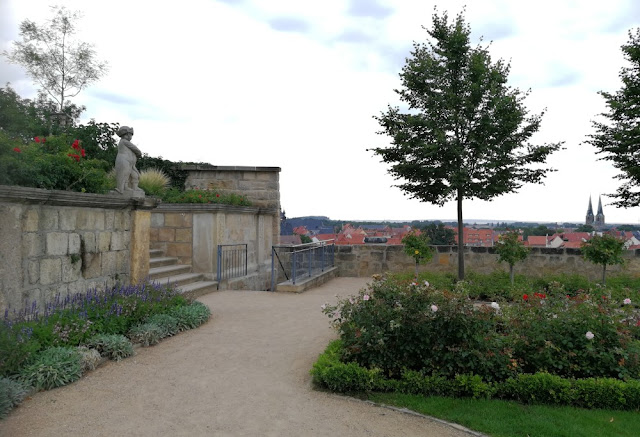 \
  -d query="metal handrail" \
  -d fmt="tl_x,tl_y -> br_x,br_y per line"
270,239 -> 335,290
217,244 -> 248,283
